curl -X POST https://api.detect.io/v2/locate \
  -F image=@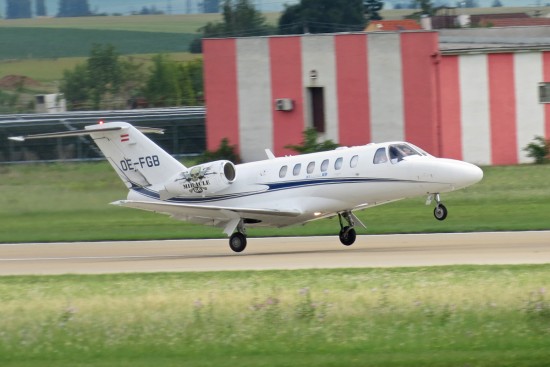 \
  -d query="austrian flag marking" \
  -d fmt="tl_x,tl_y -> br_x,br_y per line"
120,134 -> 130,142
